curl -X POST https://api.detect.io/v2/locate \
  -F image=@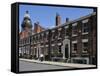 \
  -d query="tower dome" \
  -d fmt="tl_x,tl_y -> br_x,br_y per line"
24,10 -> 30,18
21,11 -> 32,30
